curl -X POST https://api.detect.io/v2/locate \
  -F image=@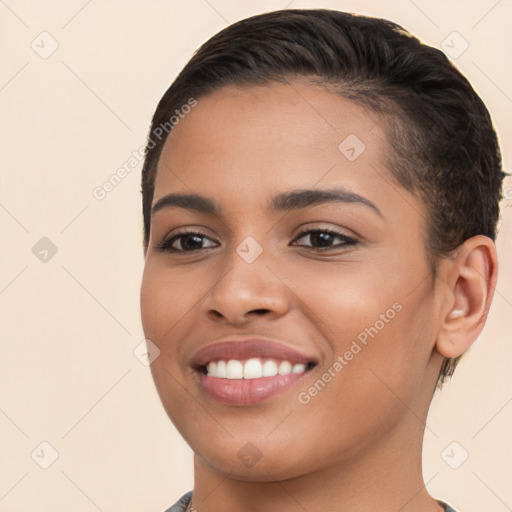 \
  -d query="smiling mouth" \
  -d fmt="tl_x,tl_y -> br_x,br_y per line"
195,359 -> 317,406
191,339 -> 319,405
202,358 -> 316,379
